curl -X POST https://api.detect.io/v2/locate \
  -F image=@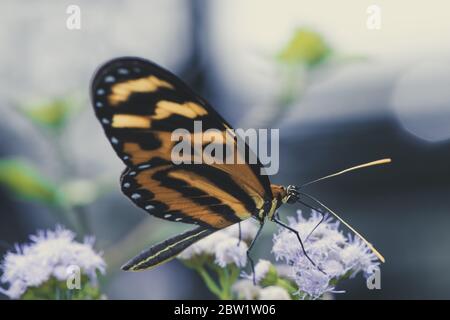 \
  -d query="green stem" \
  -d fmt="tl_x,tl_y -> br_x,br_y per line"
219,268 -> 231,300
267,64 -> 305,128
195,267 -> 222,299
227,266 -> 241,299
51,131 -> 87,236
59,203 -> 84,235
215,265 -> 241,300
